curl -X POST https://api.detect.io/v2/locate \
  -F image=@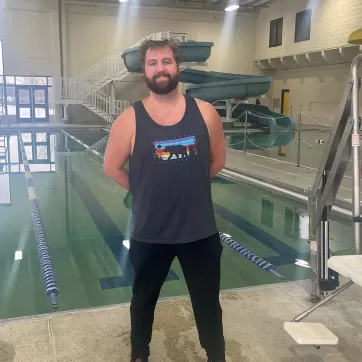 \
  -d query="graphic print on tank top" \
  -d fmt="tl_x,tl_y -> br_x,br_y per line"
153,134 -> 198,163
